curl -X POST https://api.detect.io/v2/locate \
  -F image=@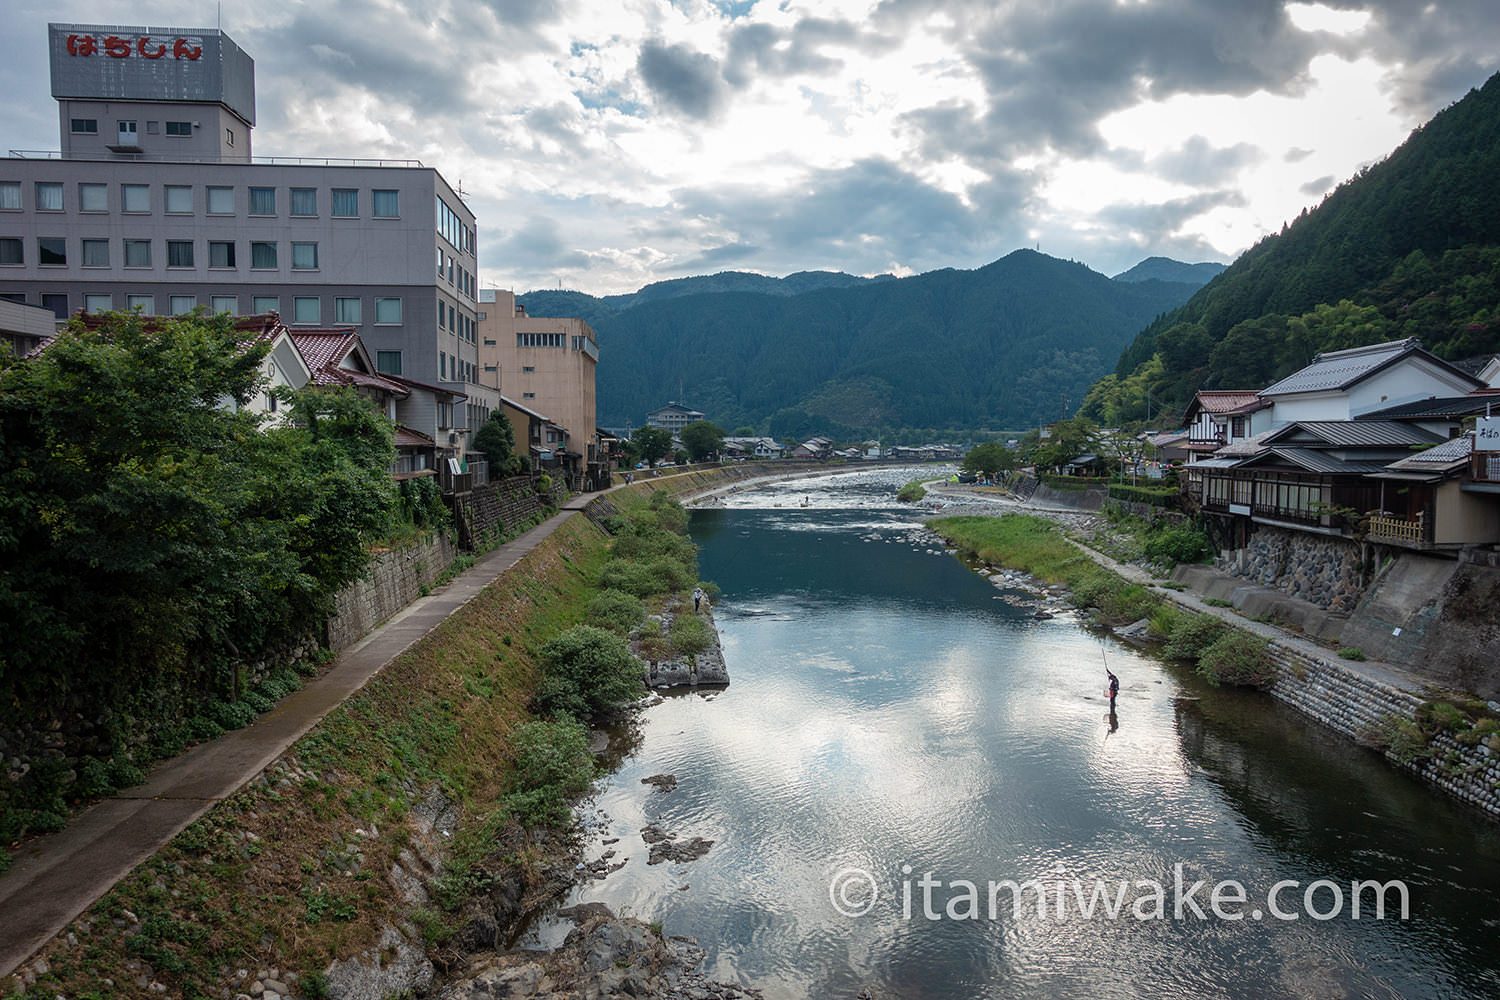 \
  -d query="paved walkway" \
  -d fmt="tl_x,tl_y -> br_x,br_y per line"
0,509 -> 589,978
